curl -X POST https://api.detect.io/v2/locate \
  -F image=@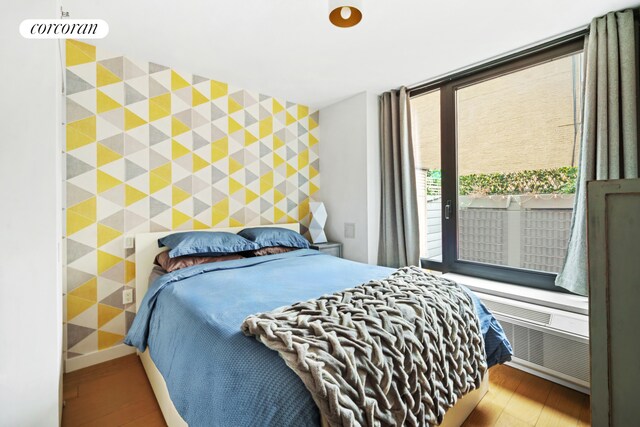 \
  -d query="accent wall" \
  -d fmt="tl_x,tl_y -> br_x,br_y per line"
64,40 -> 320,360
